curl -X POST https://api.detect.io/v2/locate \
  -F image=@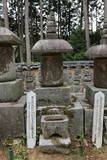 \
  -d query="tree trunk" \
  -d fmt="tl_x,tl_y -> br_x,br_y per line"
40,0 -> 43,39
83,0 -> 90,49
25,0 -> 31,63
2,0 -> 9,28
20,0 -> 24,62
80,0 -> 83,29
104,0 -> 107,21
